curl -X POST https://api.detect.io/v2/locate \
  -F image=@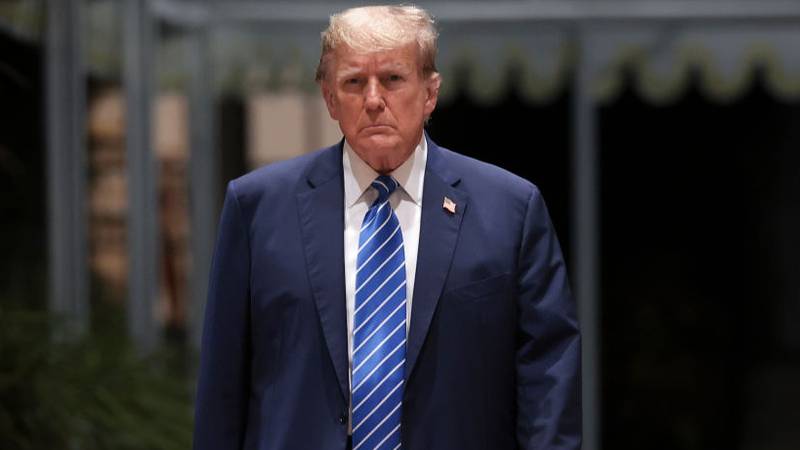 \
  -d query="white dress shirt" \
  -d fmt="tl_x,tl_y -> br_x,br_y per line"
342,135 -> 426,430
